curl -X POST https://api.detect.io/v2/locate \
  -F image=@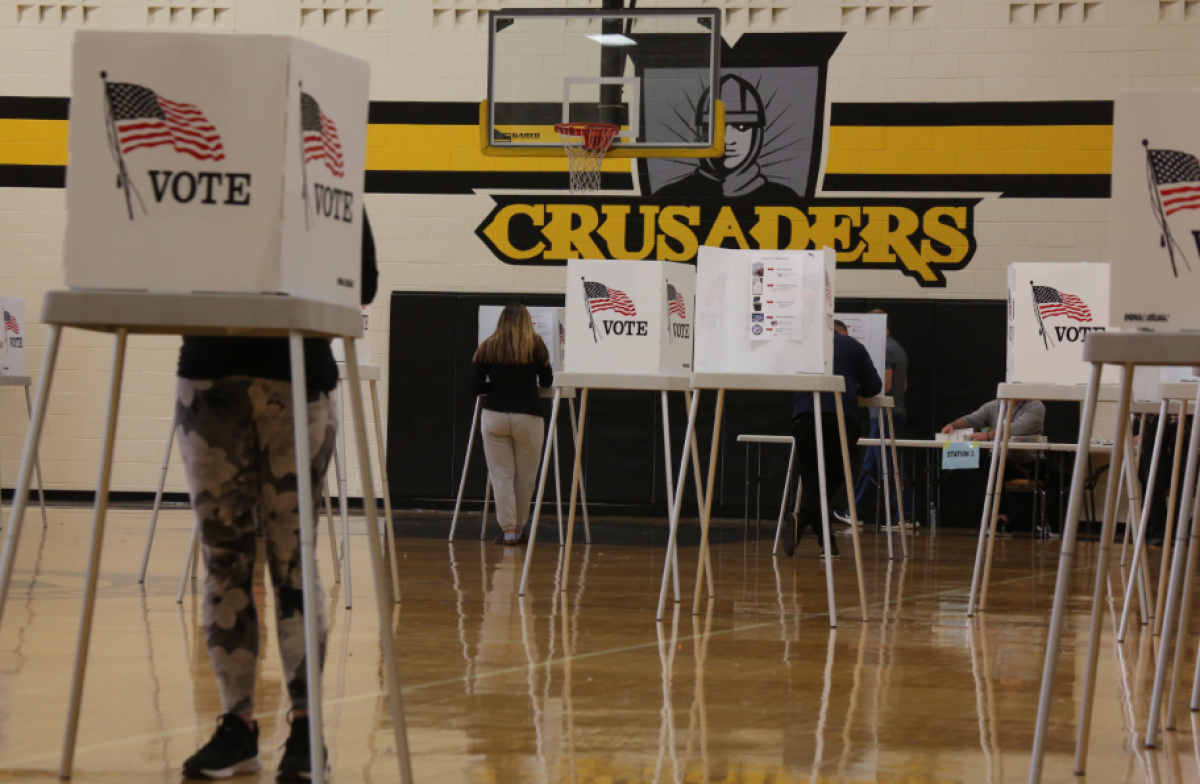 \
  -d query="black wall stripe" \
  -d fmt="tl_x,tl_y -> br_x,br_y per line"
831,101 -> 1113,127
367,101 -> 478,125
823,173 -> 1111,199
0,164 -> 65,188
0,96 -> 69,120
366,170 -> 634,195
